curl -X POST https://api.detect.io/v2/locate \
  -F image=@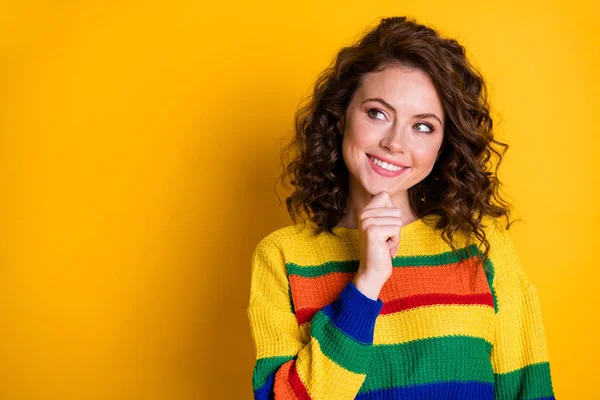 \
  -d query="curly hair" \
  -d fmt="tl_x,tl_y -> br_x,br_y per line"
276,16 -> 522,270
